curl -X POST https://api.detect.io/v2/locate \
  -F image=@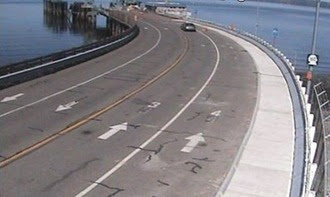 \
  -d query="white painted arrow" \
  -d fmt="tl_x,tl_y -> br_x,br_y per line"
181,133 -> 205,153
55,101 -> 78,112
98,122 -> 128,140
1,93 -> 24,103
